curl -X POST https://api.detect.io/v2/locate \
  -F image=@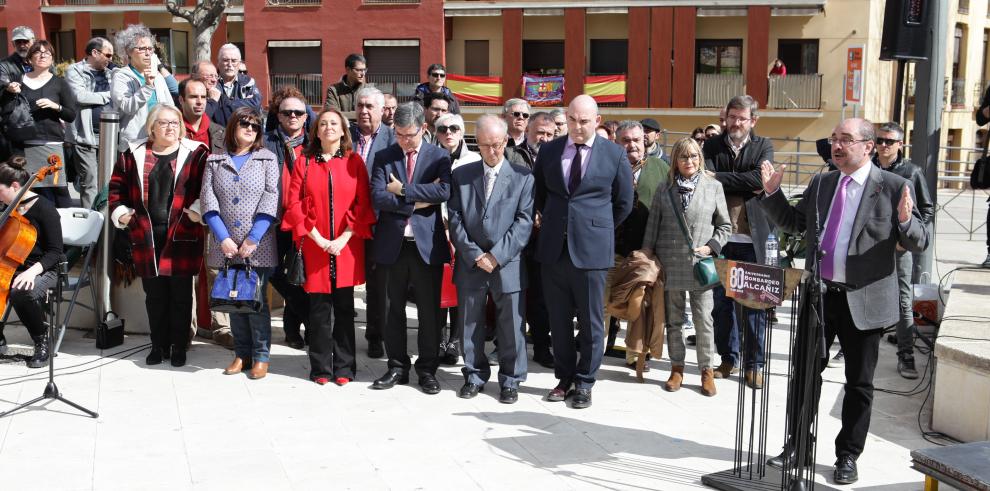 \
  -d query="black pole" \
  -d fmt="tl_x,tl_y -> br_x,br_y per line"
892,60 -> 906,127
